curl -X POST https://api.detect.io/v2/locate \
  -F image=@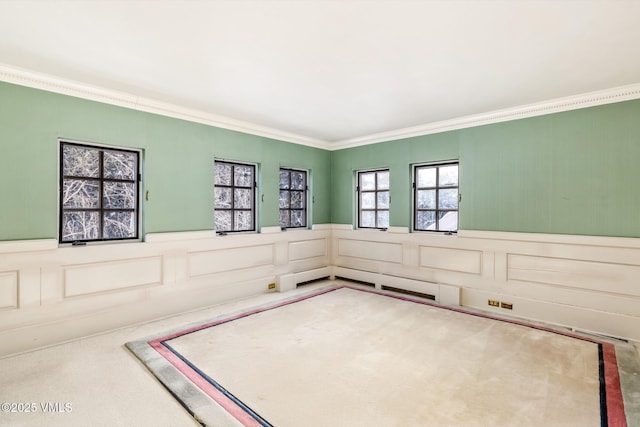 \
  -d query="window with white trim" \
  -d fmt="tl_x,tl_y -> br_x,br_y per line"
279,168 -> 308,228
214,160 -> 256,232
413,162 -> 459,232
59,141 -> 141,243
357,169 -> 389,229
